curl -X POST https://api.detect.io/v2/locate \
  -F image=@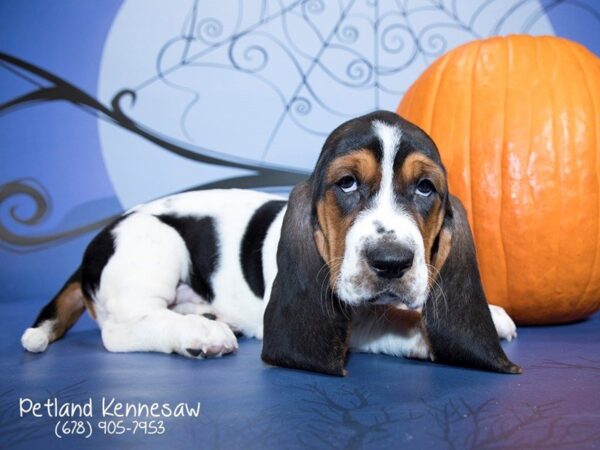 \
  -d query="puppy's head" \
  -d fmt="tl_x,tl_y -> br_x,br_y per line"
262,111 -> 520,376
312,112 -> 446,310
